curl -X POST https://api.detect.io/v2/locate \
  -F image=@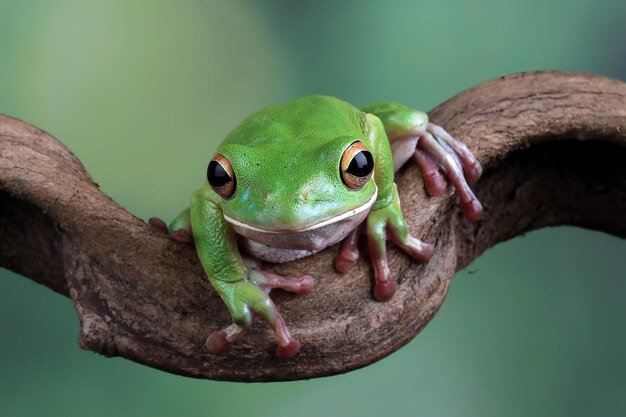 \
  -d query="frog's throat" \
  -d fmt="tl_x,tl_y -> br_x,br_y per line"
223,187 -> 378,234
